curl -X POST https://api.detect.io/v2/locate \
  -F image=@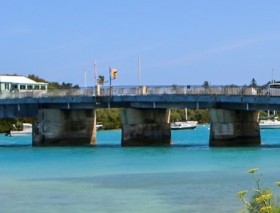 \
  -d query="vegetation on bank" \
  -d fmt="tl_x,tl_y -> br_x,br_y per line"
237,168 -> 280,213
96,108 -> 211,130
95,109 -> 277,130
96,109 -> 121,129
27,74 -> 79,89
0,117 -> 33,133
170,109 -> 210,124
